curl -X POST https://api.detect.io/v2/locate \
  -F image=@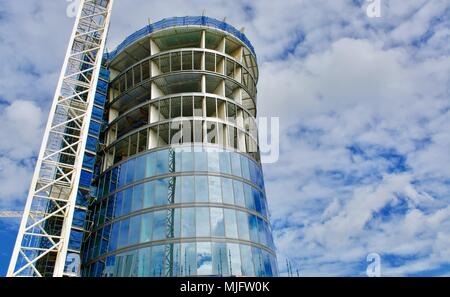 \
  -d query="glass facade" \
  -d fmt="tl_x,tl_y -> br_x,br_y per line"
82,146 -> 277,276
80,19 -> 277,277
